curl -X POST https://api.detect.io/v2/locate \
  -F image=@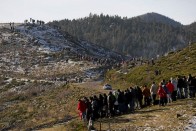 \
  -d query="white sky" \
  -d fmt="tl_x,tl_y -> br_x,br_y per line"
0,0 -> 195,25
